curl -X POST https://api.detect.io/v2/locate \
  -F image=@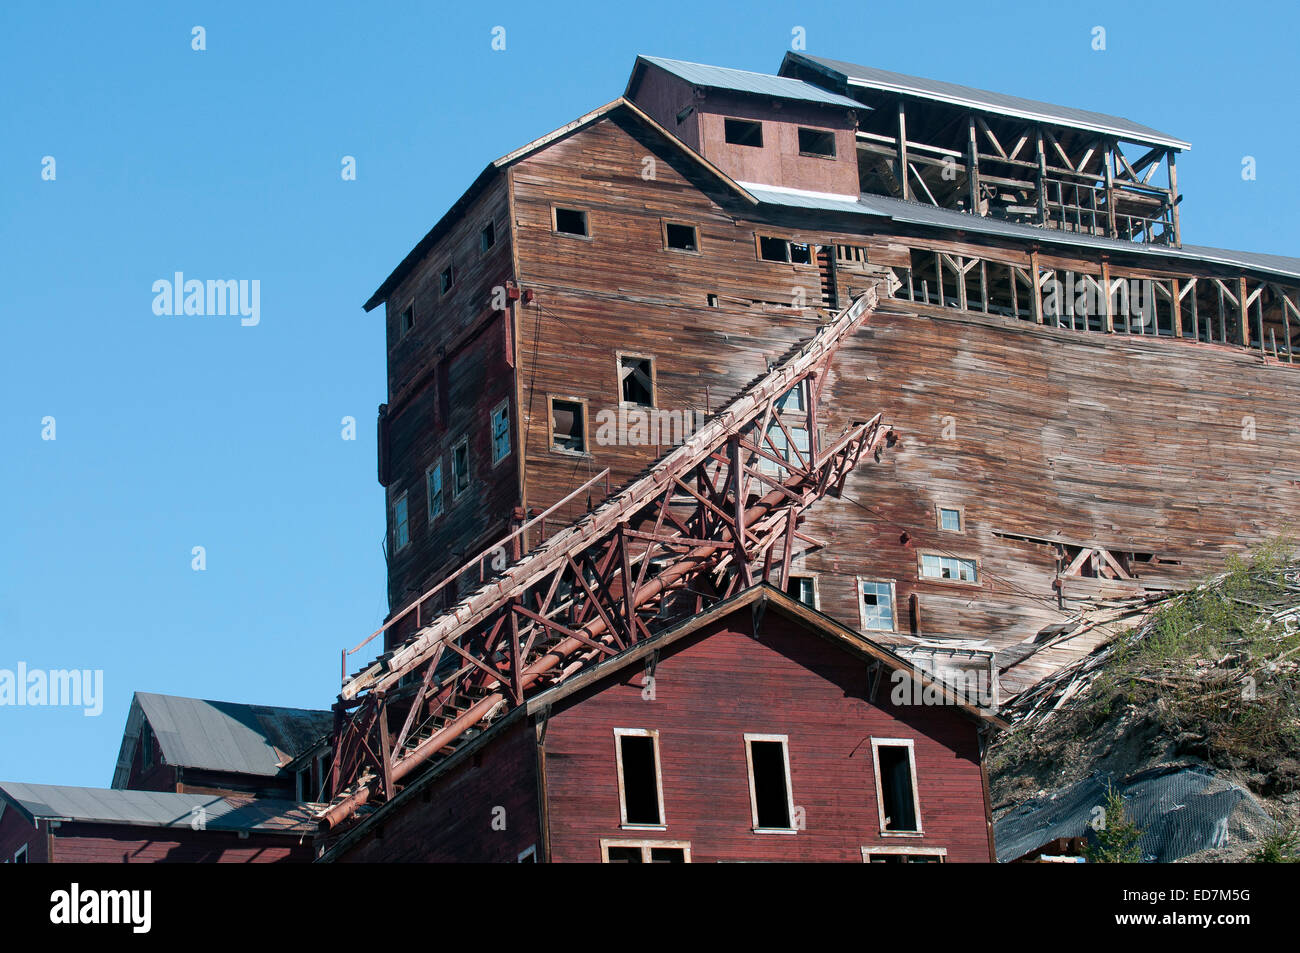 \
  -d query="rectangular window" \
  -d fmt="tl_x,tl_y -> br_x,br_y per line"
724,117 -> 763,147
758,421 -> 809,475
859,580 -> 896,632
399,304 -> 415,338
517,845 -> 537,863
13,845 -> 28,864
920,553 -> 978,583
550,397 -> 587,453
664,222 -> 698,252
937,506 -> 963,532
553,207 -> 589,237
798,127 -> 836,157
618,354 -> 654,407
758,236 -> 812,265
491,402 -> 511,464
614,729 -> 665,828
140,720 -> 153,770
872,739 -> 922,834
600,839 -> 691,863
786,574 -> 817,608
480,220 -> 496,252
392,492 -> 410,551
452,437 -> 470,497
862,847 -> 945,863
426,463 -> 444,520
440,265 -> 455,295
296,764 -> 314,801
745,734 -> 795,832
790,241 -> 812,264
